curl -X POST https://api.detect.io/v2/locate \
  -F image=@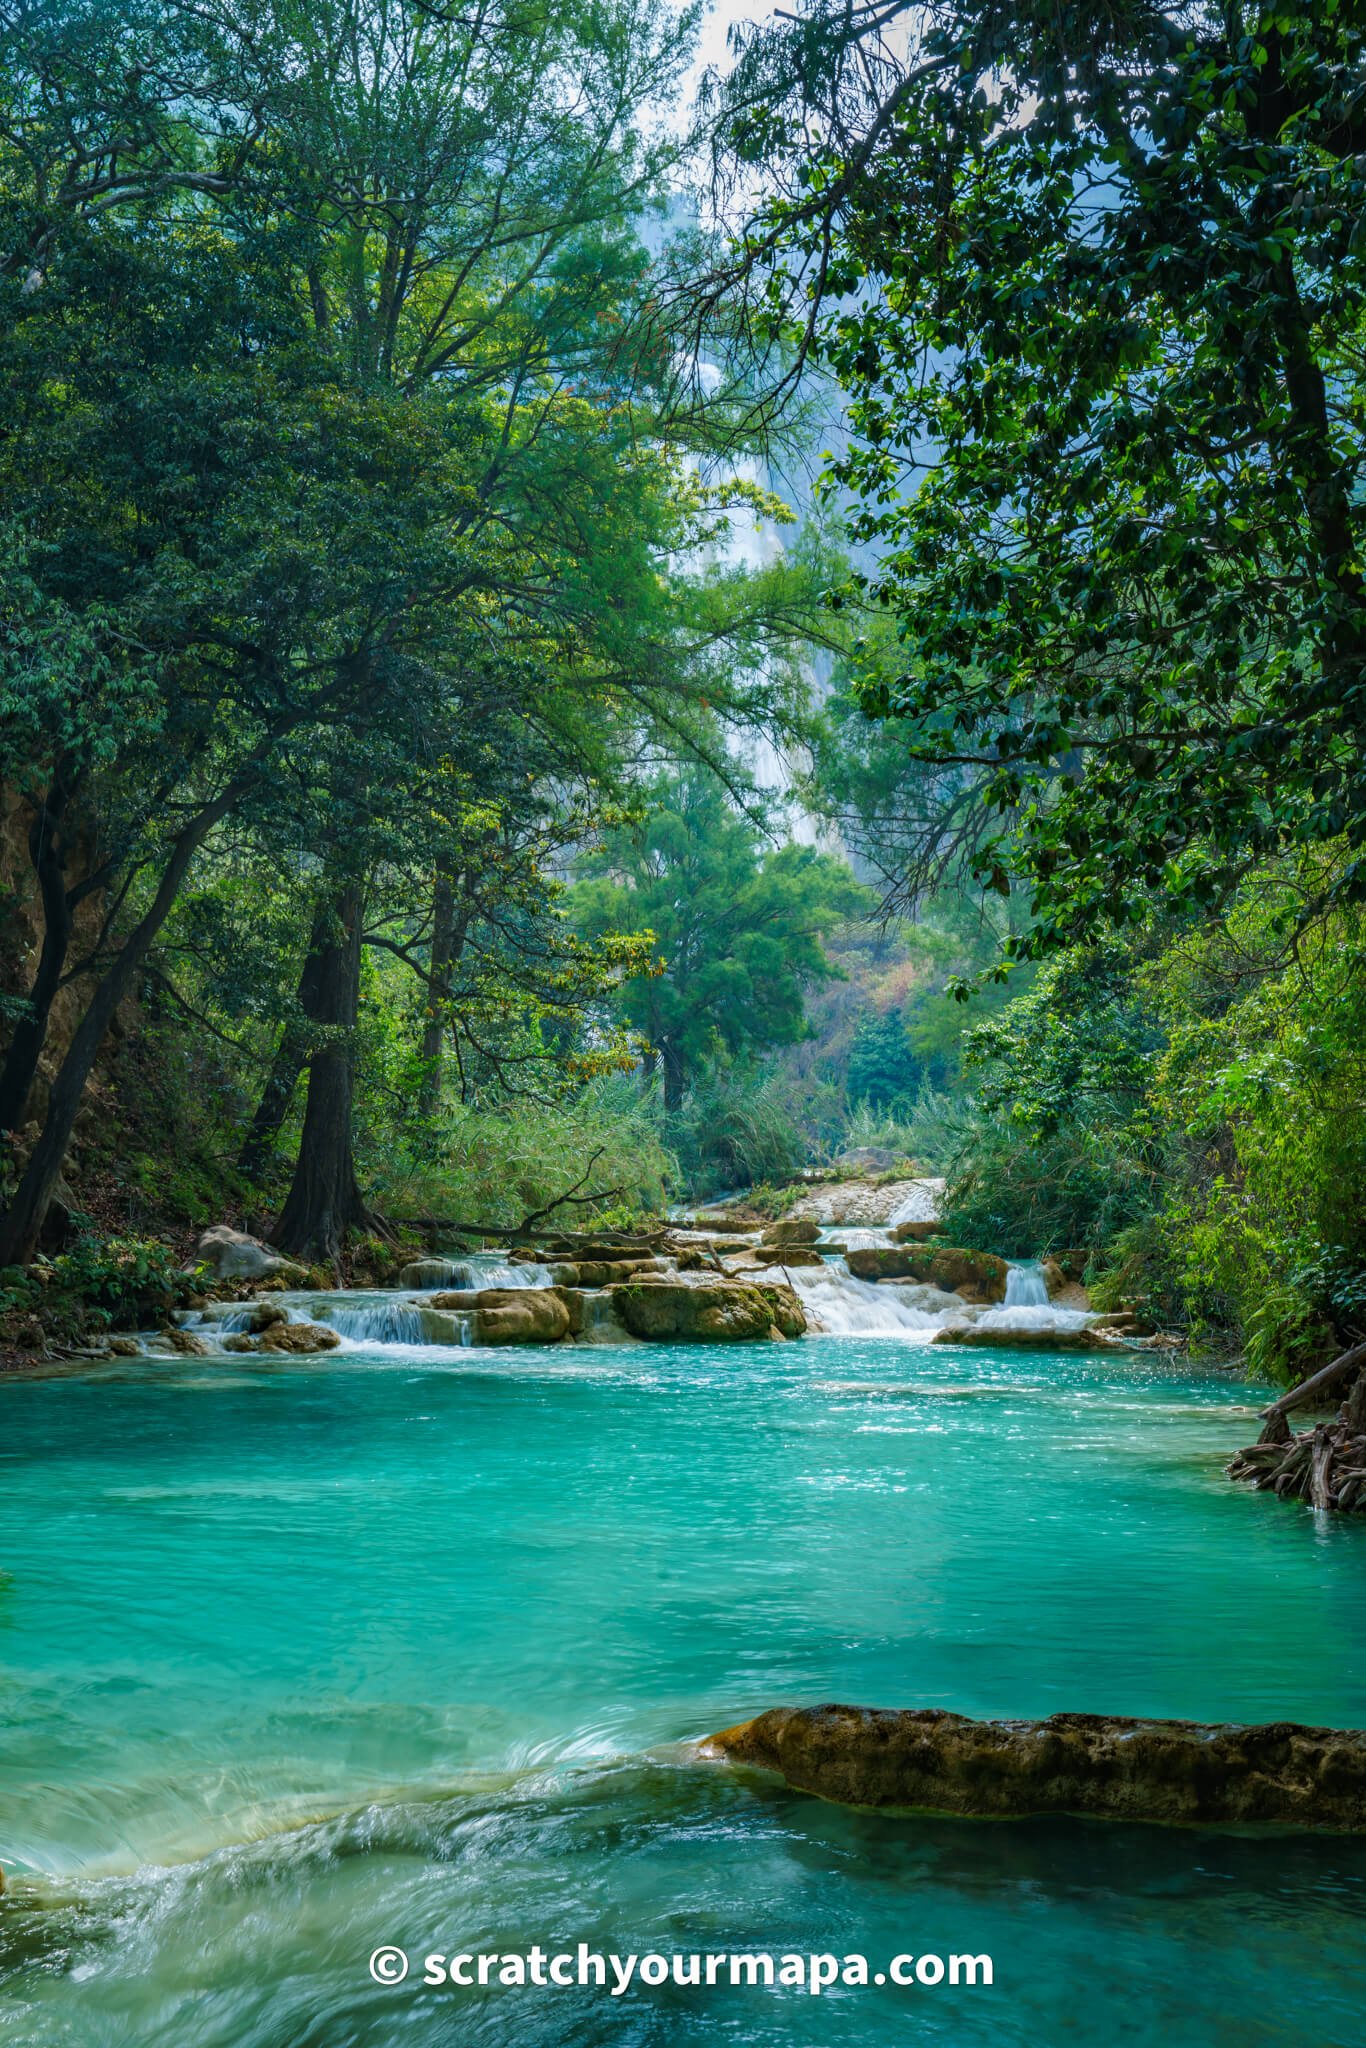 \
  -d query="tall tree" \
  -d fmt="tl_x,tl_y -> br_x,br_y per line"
715,2 -> 1366,949
573,770 -> 865,1111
